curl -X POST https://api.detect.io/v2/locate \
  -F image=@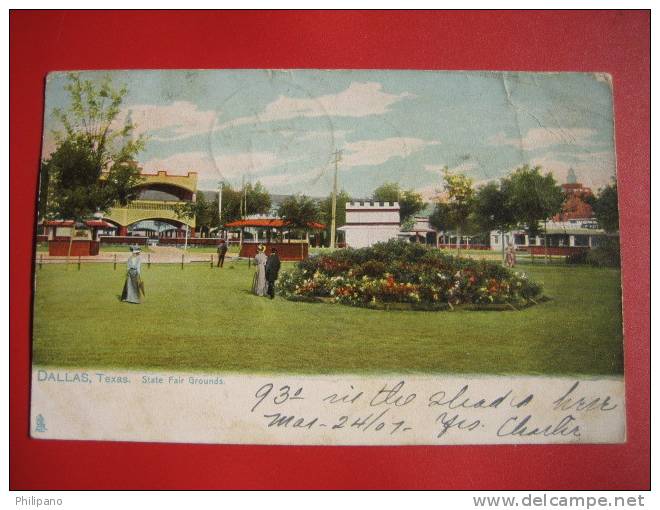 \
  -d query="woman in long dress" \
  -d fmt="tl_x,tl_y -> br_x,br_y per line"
505,243 -> 517,268
252,245 -> 268,296
121,245 -> 143,304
